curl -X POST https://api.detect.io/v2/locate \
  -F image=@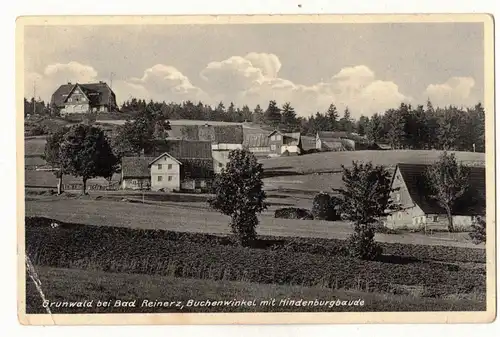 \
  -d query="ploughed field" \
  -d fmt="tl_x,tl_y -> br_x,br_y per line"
25,216 -> 486,313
